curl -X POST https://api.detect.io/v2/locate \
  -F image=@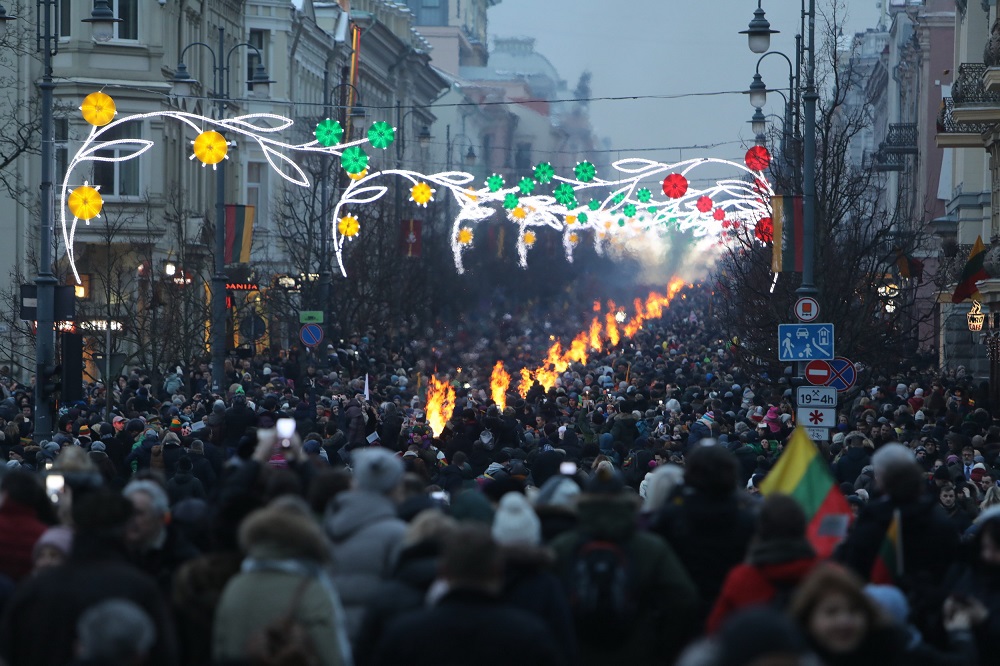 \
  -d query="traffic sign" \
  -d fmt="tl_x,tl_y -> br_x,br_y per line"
299,311 -> 324,324
797,386 -> 837,407
805,427 -> 830,442
778,323 -> 834,361
825,357 -> 856,392
794,297 -> 820,322
299,323 -> 324,348
804,360 -> 832,385
796,406 -> 835,428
